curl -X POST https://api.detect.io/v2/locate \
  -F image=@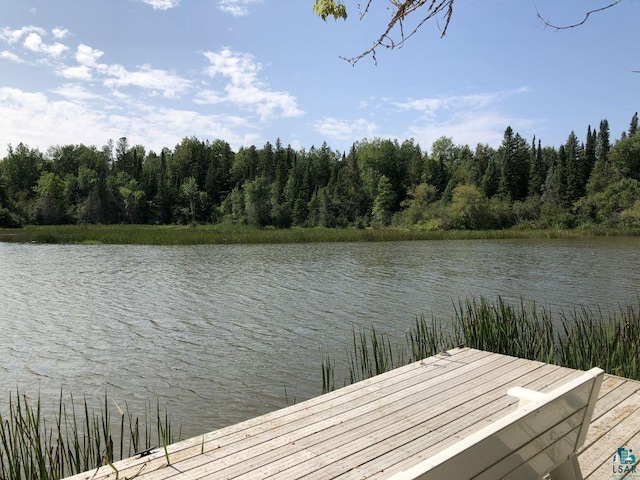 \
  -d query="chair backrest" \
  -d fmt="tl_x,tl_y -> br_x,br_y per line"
388,367 -> 604,480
